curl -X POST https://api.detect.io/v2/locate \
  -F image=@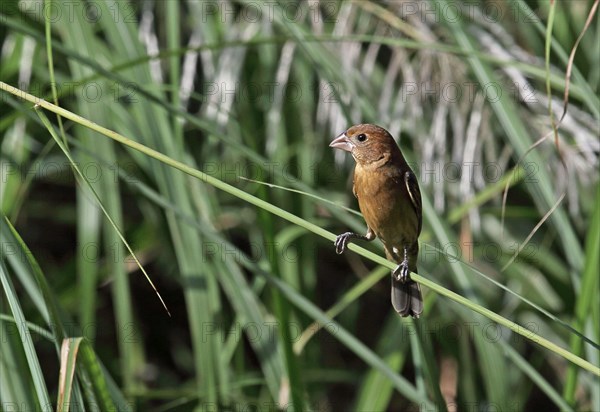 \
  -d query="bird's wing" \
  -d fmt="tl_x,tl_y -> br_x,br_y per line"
404,171 -> 422,235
